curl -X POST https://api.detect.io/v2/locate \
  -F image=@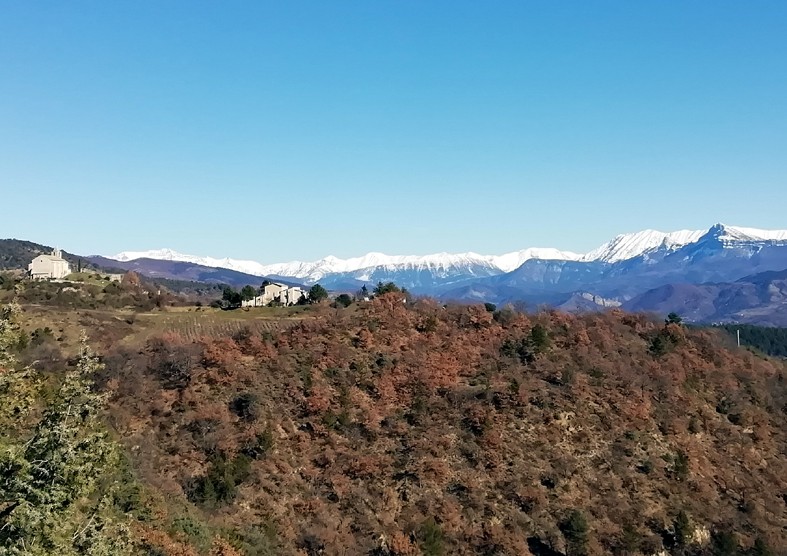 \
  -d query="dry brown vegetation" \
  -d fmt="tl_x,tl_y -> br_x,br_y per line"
90,294 -> 787,555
